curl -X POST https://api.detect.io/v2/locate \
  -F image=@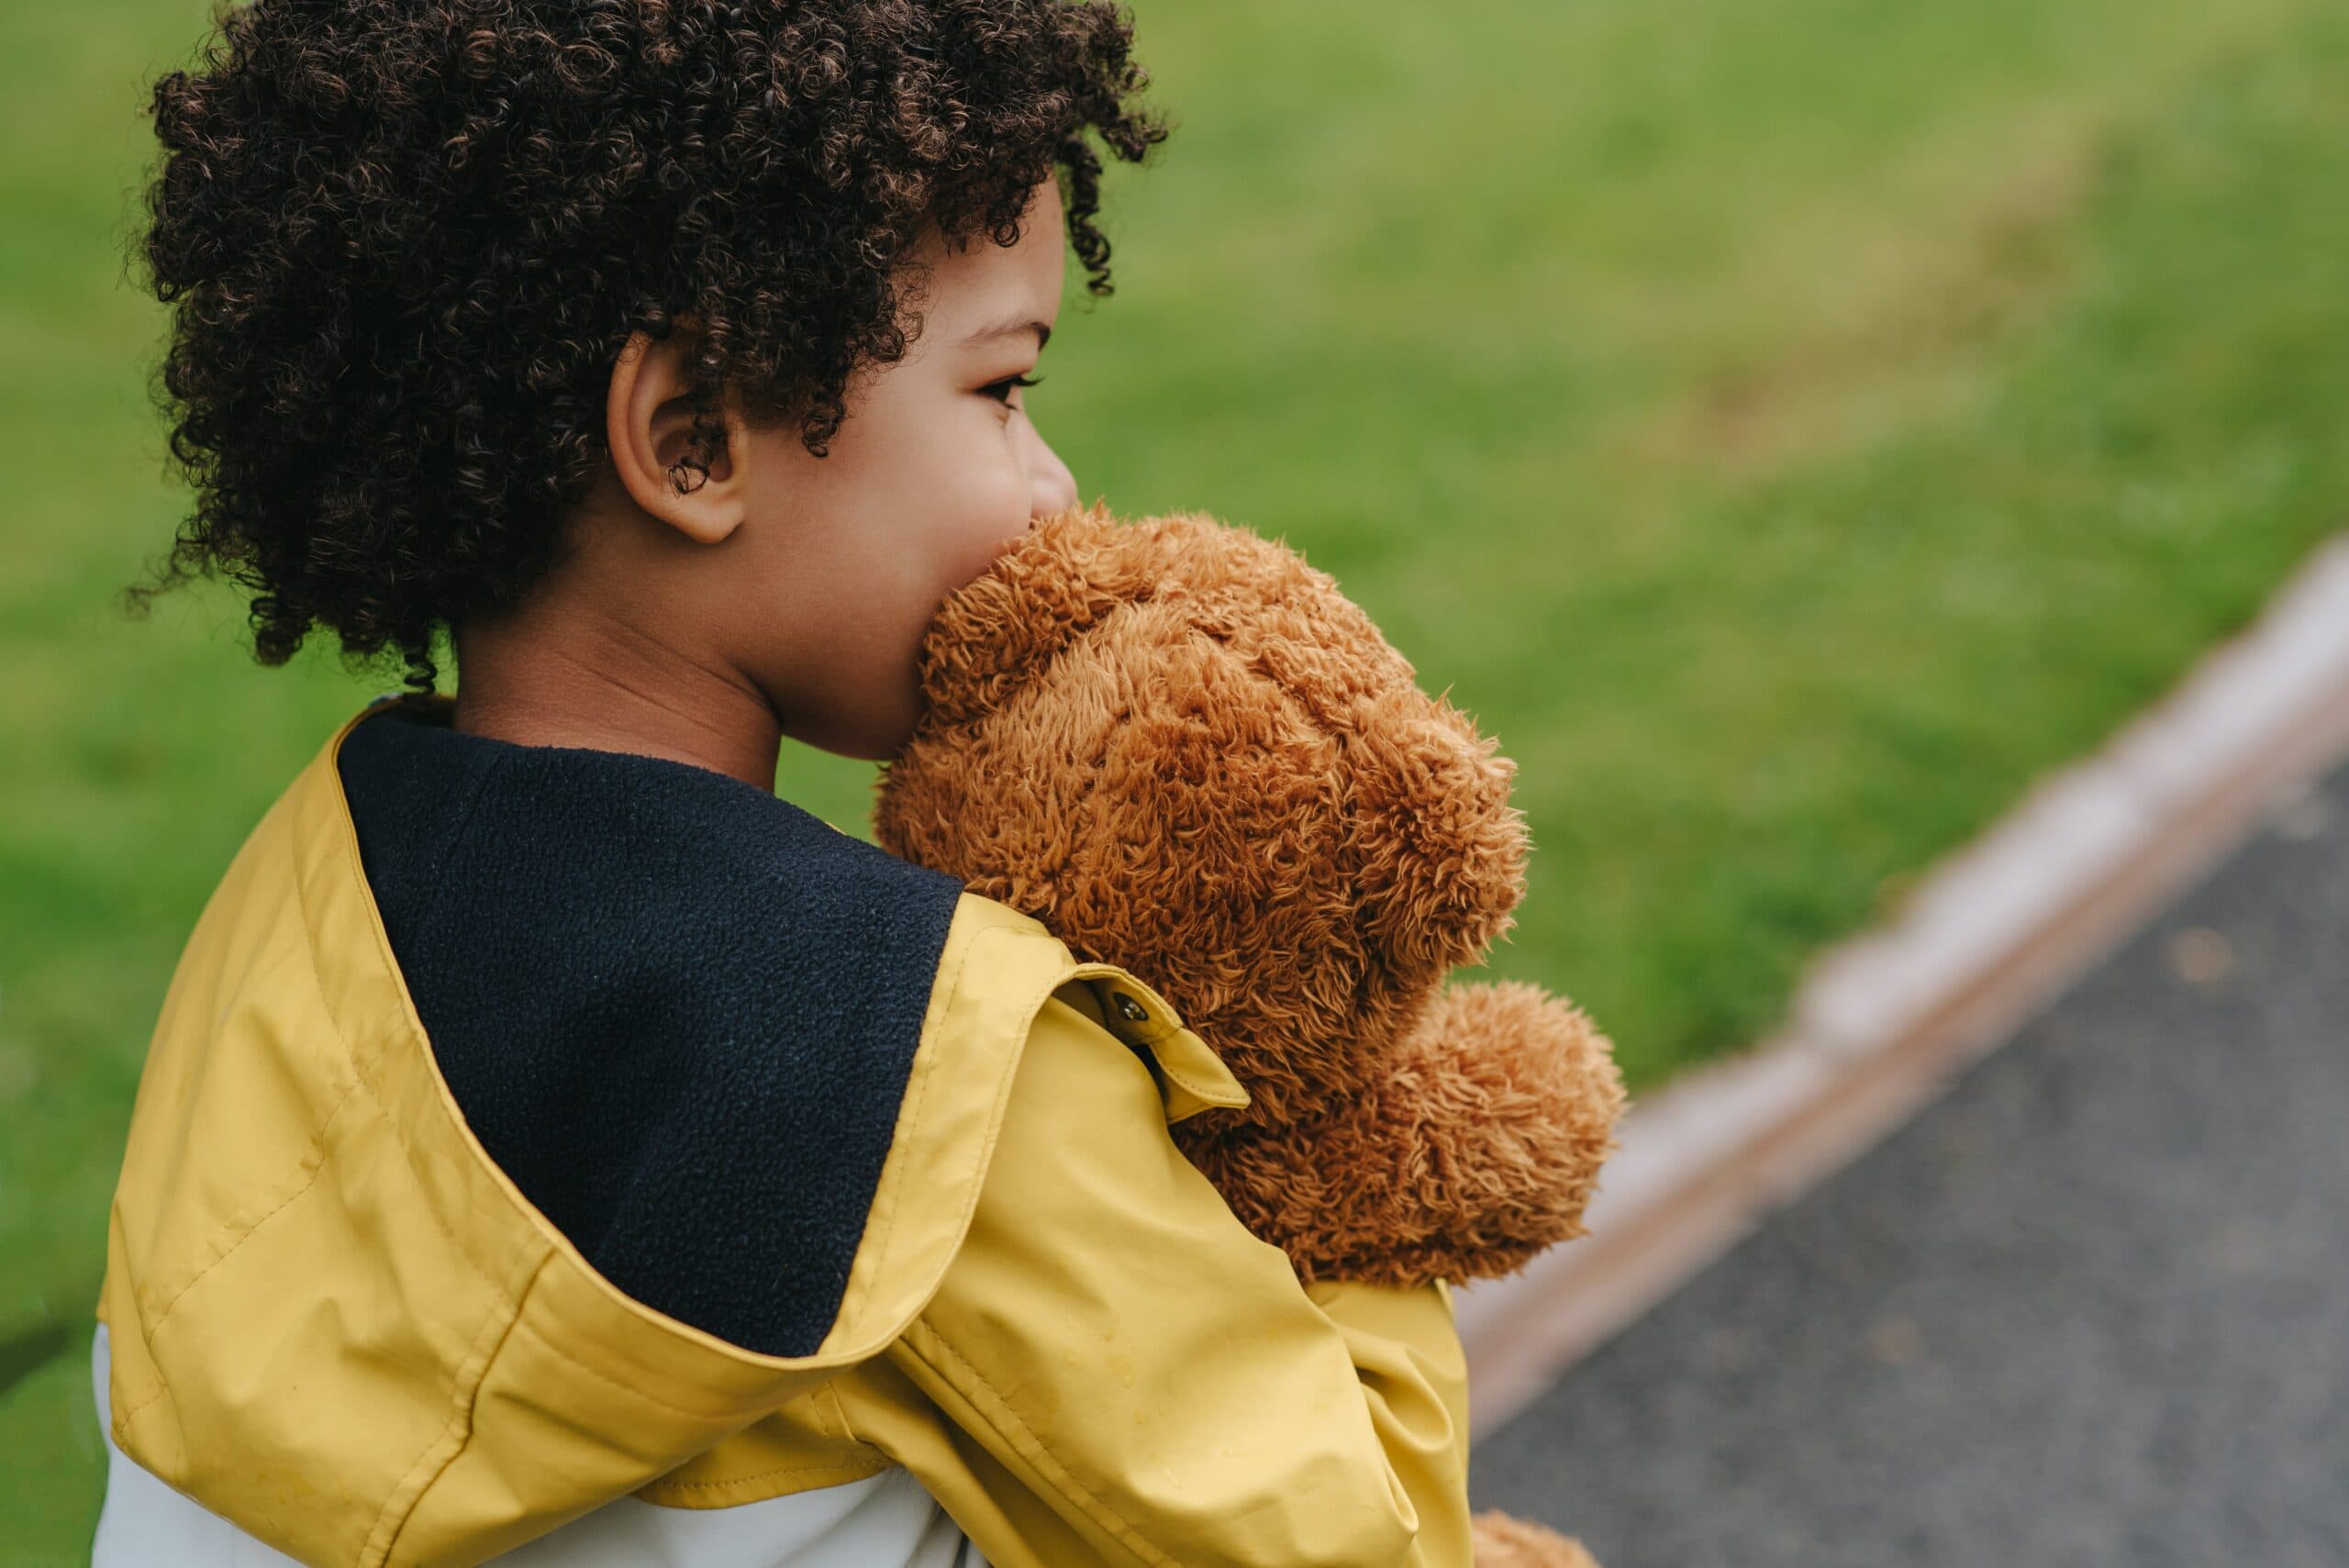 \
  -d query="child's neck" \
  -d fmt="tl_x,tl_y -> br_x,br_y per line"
451,613 -> 783,792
